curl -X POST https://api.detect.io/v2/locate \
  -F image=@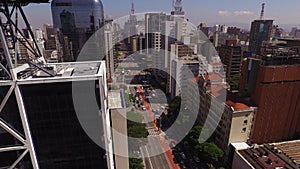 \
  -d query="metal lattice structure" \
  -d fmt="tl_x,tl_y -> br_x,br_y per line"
0,1 -> 49,168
